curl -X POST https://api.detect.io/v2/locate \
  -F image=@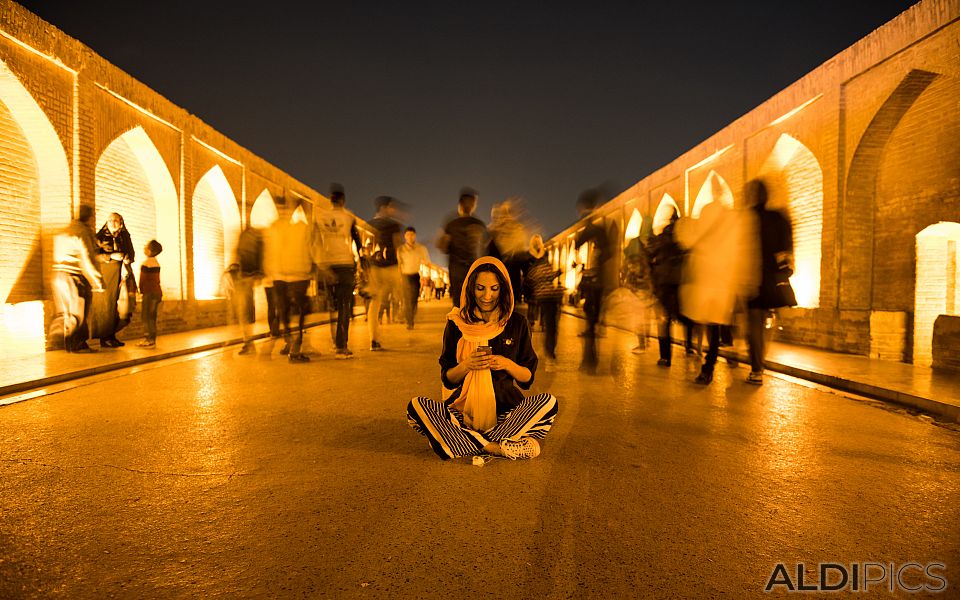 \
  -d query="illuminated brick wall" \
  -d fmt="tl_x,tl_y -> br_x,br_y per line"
95,134 -> 156,268
546,0 -> 960,365
0,96 -> 40,304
